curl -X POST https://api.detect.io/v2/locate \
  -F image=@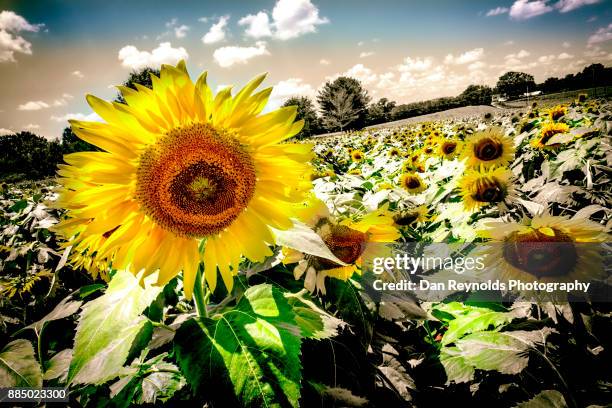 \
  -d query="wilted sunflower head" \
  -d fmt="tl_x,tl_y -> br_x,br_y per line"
458,166 -> 513,211
478,213 -> 609,284
55,61 -> 313,297
461,127 -> 515,168
532,122 -> 570,149
351,150 -> 365,162
399,172 -> 427,194
548,105 -> 567,121
393,205 -> 429,226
